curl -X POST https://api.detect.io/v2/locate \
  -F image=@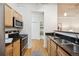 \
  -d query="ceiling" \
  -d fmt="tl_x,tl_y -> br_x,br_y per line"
15,3 -> 50,7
